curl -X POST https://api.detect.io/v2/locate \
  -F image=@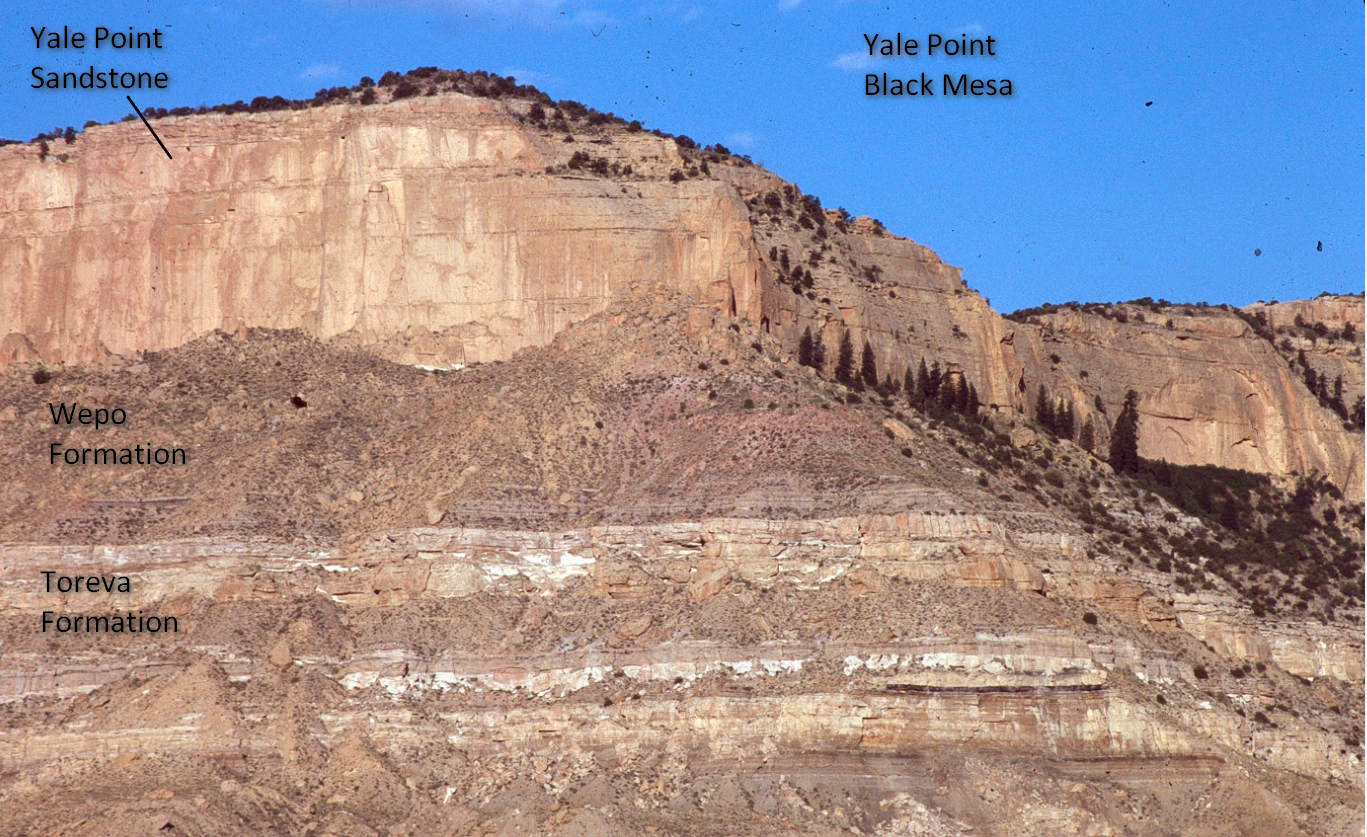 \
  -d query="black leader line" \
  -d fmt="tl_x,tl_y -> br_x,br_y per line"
126,95 -> 172,159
